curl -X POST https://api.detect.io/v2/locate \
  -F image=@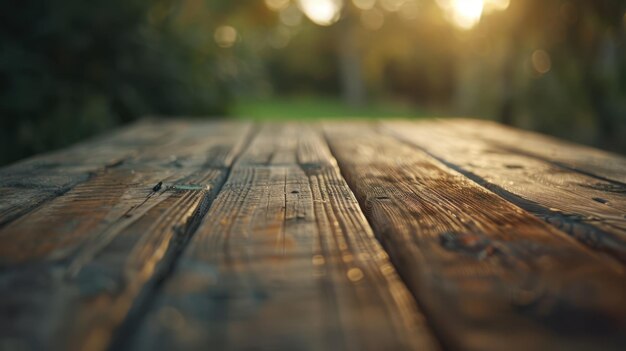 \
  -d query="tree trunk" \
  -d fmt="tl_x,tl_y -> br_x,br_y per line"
337,13 -> 365,107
